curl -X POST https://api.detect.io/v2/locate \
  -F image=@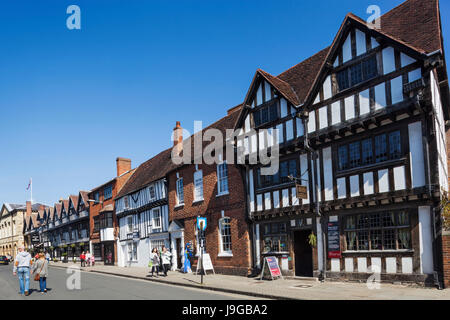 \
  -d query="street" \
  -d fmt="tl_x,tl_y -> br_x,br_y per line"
0,265 -> 259,300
